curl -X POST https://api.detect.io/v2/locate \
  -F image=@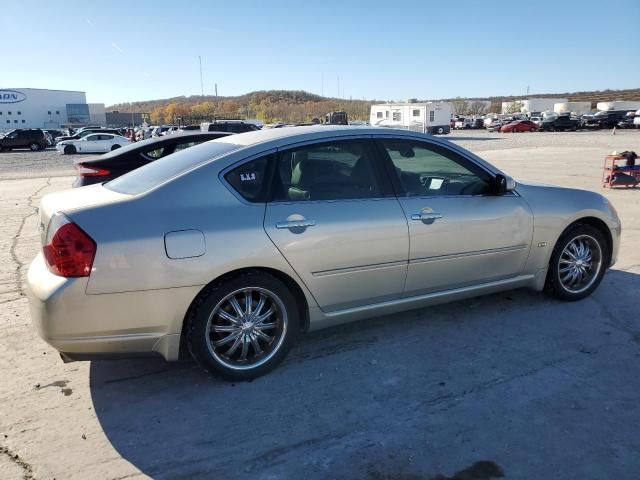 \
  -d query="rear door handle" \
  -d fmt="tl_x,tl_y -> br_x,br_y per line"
276,219 -> 316,229
411,213 -> 443,221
